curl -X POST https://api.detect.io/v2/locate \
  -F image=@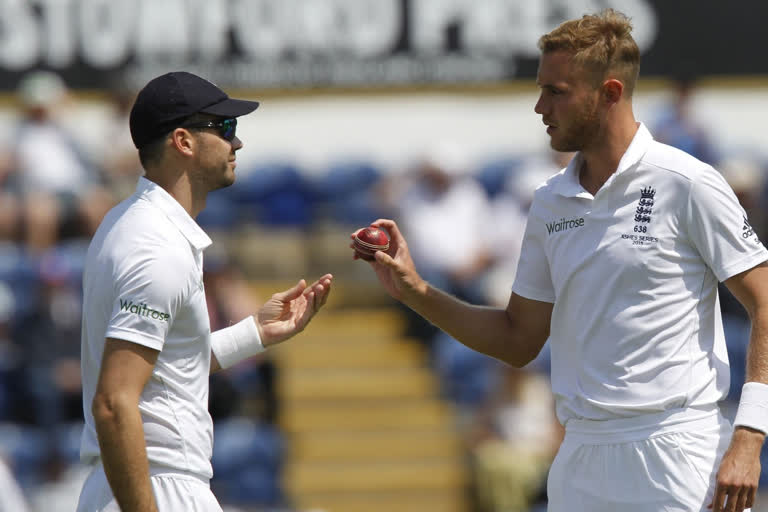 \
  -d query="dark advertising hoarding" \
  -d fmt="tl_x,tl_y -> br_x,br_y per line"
0,0 -> 763,91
